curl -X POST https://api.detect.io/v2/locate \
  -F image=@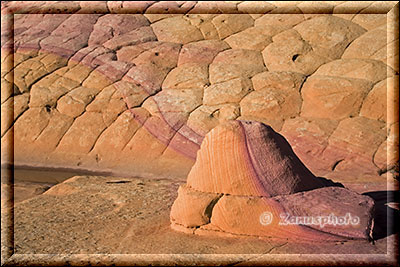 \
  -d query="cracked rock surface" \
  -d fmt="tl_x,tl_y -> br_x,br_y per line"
1,1 -> 398,182
0,2 -> 399,265
4,175 -> 394,259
